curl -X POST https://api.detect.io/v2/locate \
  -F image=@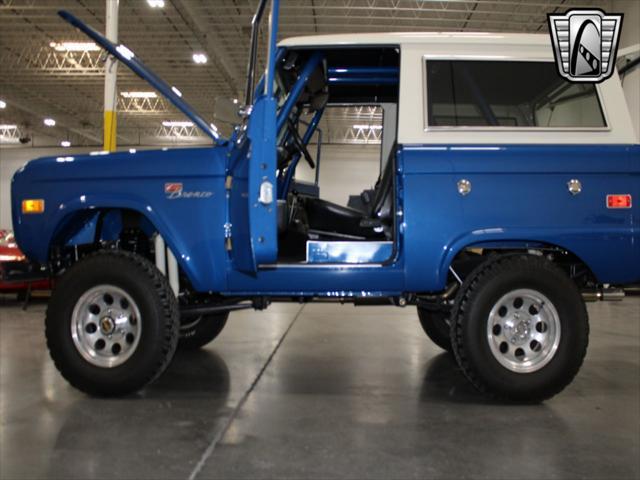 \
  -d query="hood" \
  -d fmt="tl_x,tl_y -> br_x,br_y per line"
13,147 -> 228,184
